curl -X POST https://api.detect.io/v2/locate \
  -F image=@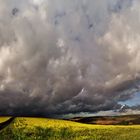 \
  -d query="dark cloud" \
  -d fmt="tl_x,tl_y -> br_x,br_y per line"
0,0 -> 140,117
